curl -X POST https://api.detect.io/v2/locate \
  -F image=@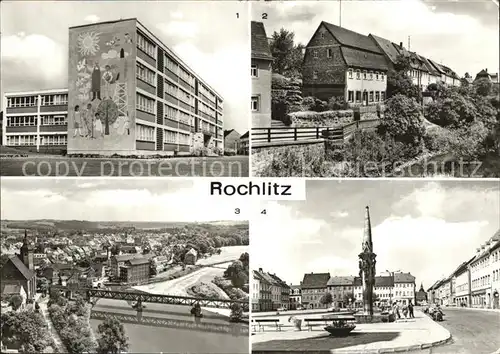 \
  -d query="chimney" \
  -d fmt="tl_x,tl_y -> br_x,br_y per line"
259,268 -> 263,272
399,42 -> 403,49
485,68 -> 488,73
